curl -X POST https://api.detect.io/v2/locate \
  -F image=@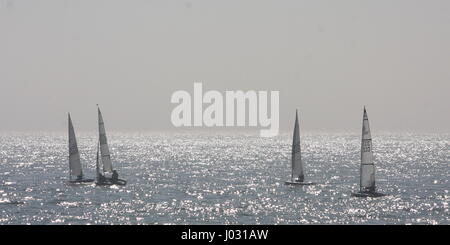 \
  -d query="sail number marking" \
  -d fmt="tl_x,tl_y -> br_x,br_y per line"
362,140 -> 371,152
292,142 -> 300,154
